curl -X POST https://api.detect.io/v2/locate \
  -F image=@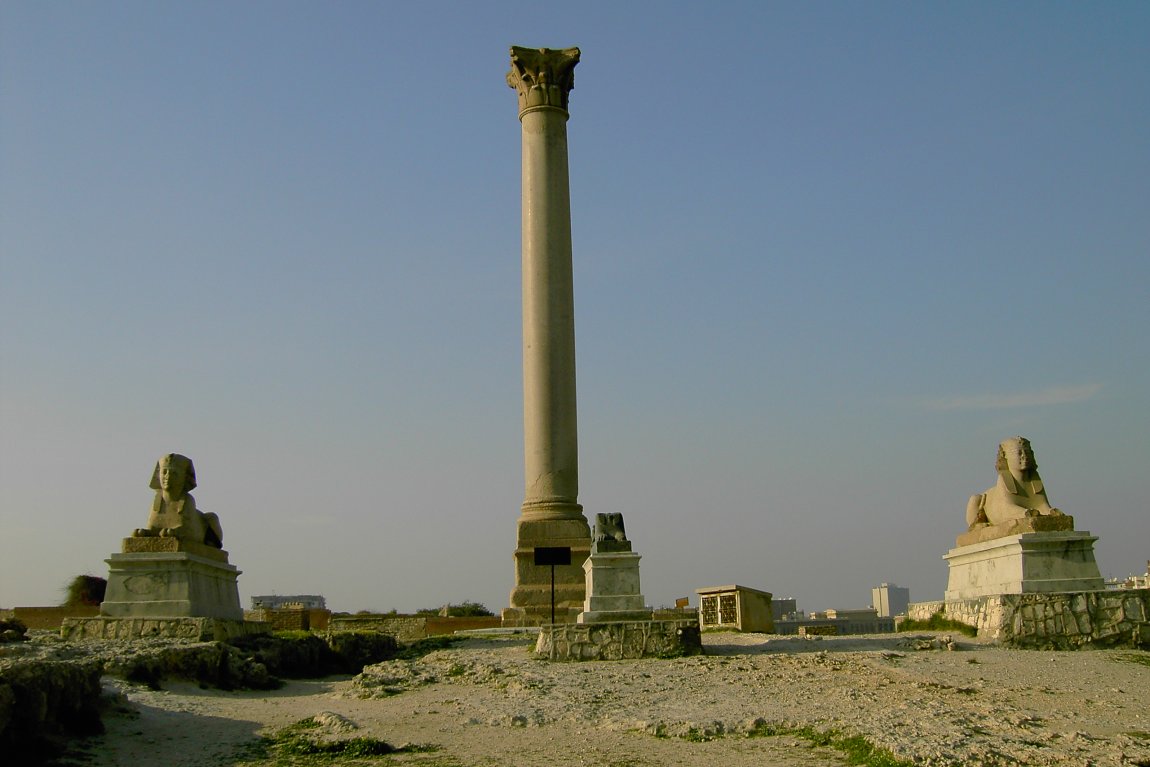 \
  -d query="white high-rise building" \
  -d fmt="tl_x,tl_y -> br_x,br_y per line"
871,583 -> 910,617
